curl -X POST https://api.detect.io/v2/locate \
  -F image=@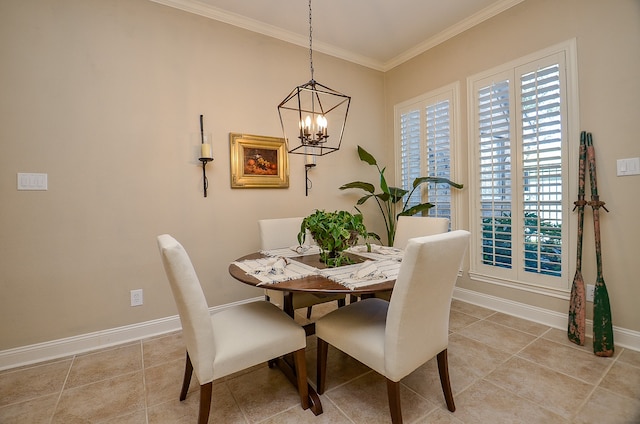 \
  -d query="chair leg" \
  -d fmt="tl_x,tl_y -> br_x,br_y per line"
180,352 -> 193,401
337,298 -> 346,308
306,306 -> 313,319
316,338 -> 329,394
198,382 -> 213,424
292,348 -> 310,410
437,349 -> 456,412
386,378 -> 403,424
